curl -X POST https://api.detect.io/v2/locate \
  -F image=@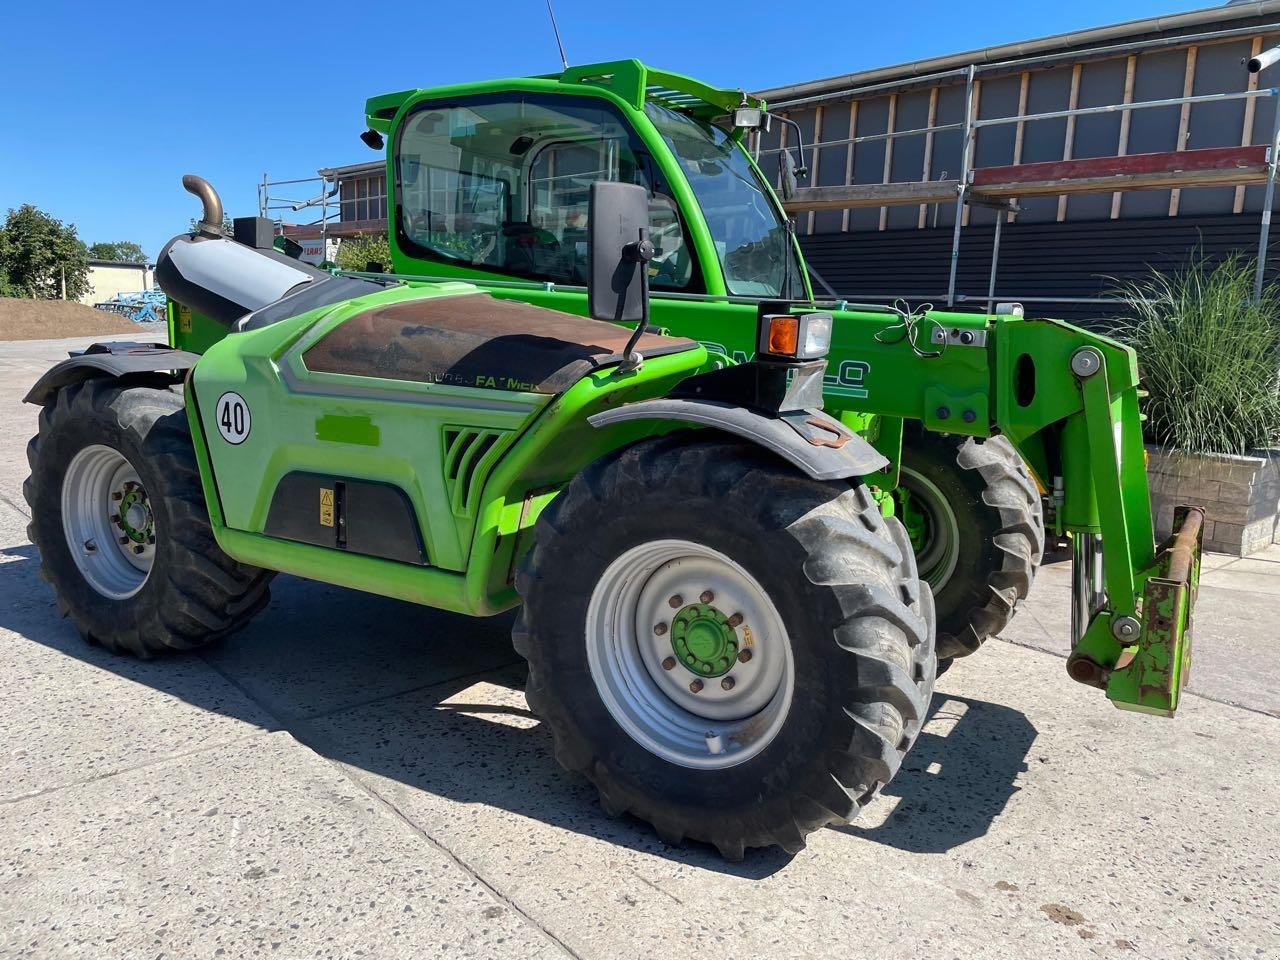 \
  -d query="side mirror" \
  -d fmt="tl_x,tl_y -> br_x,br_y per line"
588,181 -> 652,324
587,180 -> 655,369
